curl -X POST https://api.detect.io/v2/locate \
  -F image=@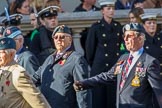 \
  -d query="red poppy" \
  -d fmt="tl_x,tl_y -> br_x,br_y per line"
6,80 -> 10,86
